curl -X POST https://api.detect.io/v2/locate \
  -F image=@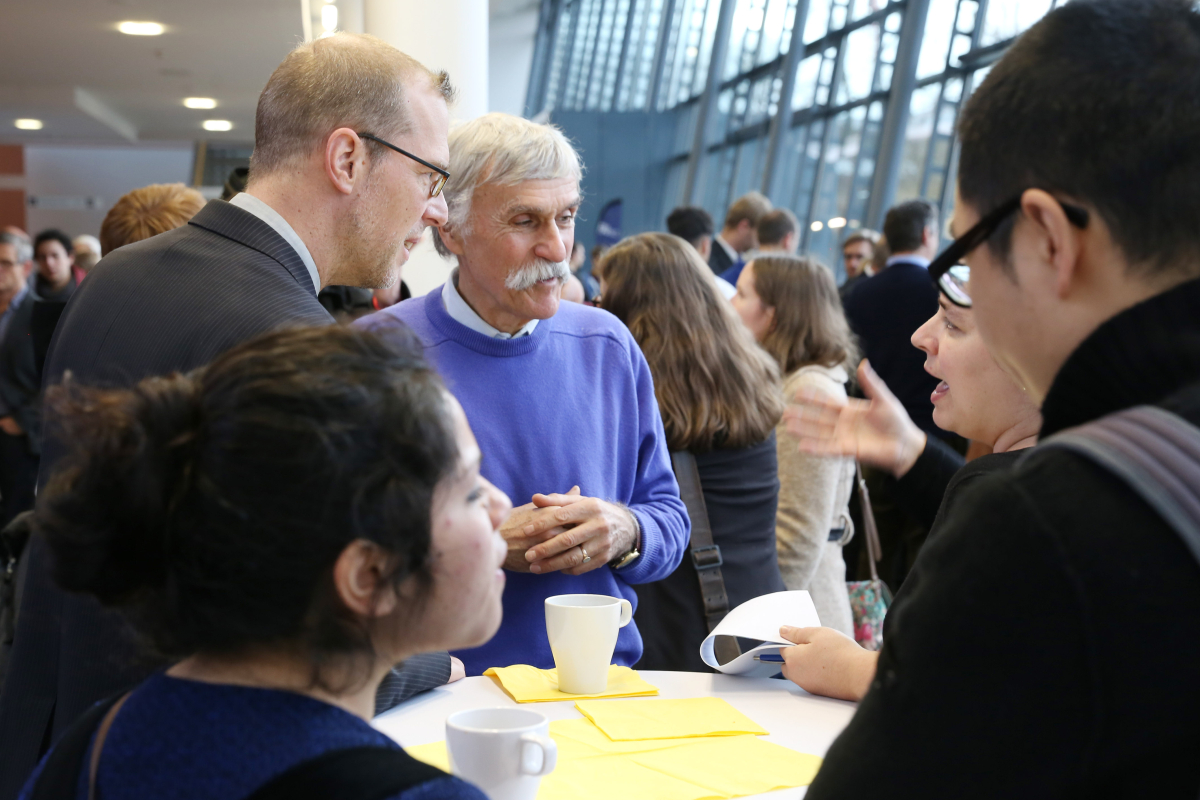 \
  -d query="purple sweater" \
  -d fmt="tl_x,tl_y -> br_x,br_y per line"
355,291 -> 689,675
